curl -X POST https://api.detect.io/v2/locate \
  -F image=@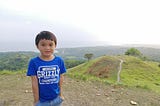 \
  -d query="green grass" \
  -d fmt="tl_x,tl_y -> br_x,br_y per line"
121,56 -> 160,93
0,70 -> 26,75
67,55 -> 160,94
1,55 -> 160,94
67,56 -> 121,84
